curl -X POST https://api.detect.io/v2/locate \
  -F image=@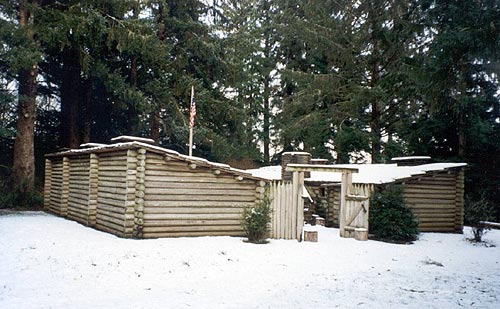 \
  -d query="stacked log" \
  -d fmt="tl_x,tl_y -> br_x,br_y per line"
60,157 -> 70,217
142,153 -> 258,238
44,144 -> 267,239
88,154 -> 99,227
133,148 -> 146,238
67,155 -> 90,225
95,151 -> 129,237
44,159 -> 52,211
45,158 -> 64,215
402,169 -> 463,232
455,169 -> 465,233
